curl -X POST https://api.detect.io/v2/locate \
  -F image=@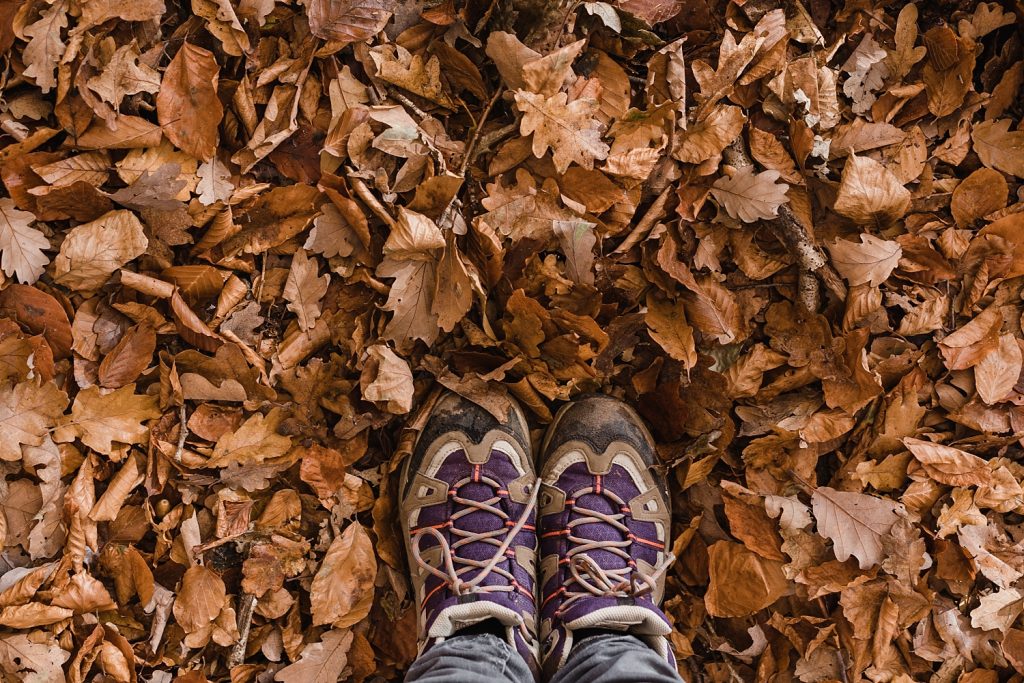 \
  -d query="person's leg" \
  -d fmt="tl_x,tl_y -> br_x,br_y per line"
549,633 -> 683,683
537,395 -> 684,681
405,632 -> 533,683
399,393 -> 541,681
